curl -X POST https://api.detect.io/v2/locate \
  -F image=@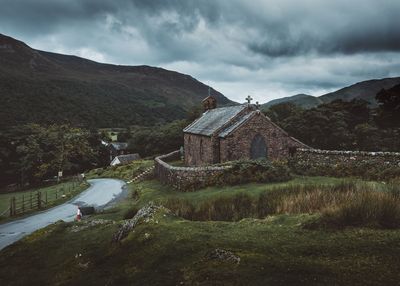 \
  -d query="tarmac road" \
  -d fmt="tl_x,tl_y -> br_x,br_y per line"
0,178 -> 126,250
